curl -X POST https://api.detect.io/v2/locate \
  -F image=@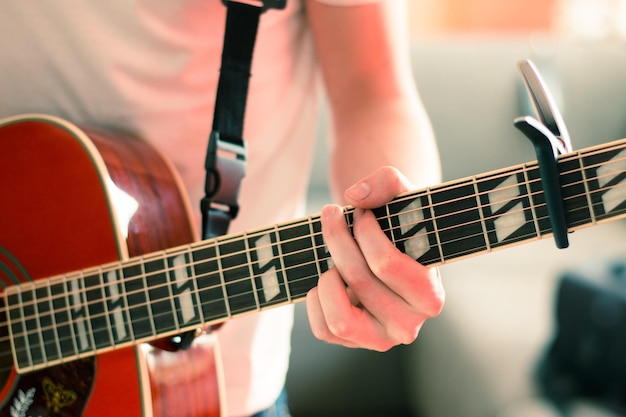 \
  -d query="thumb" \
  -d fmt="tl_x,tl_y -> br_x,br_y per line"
344,166 -> 414,209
